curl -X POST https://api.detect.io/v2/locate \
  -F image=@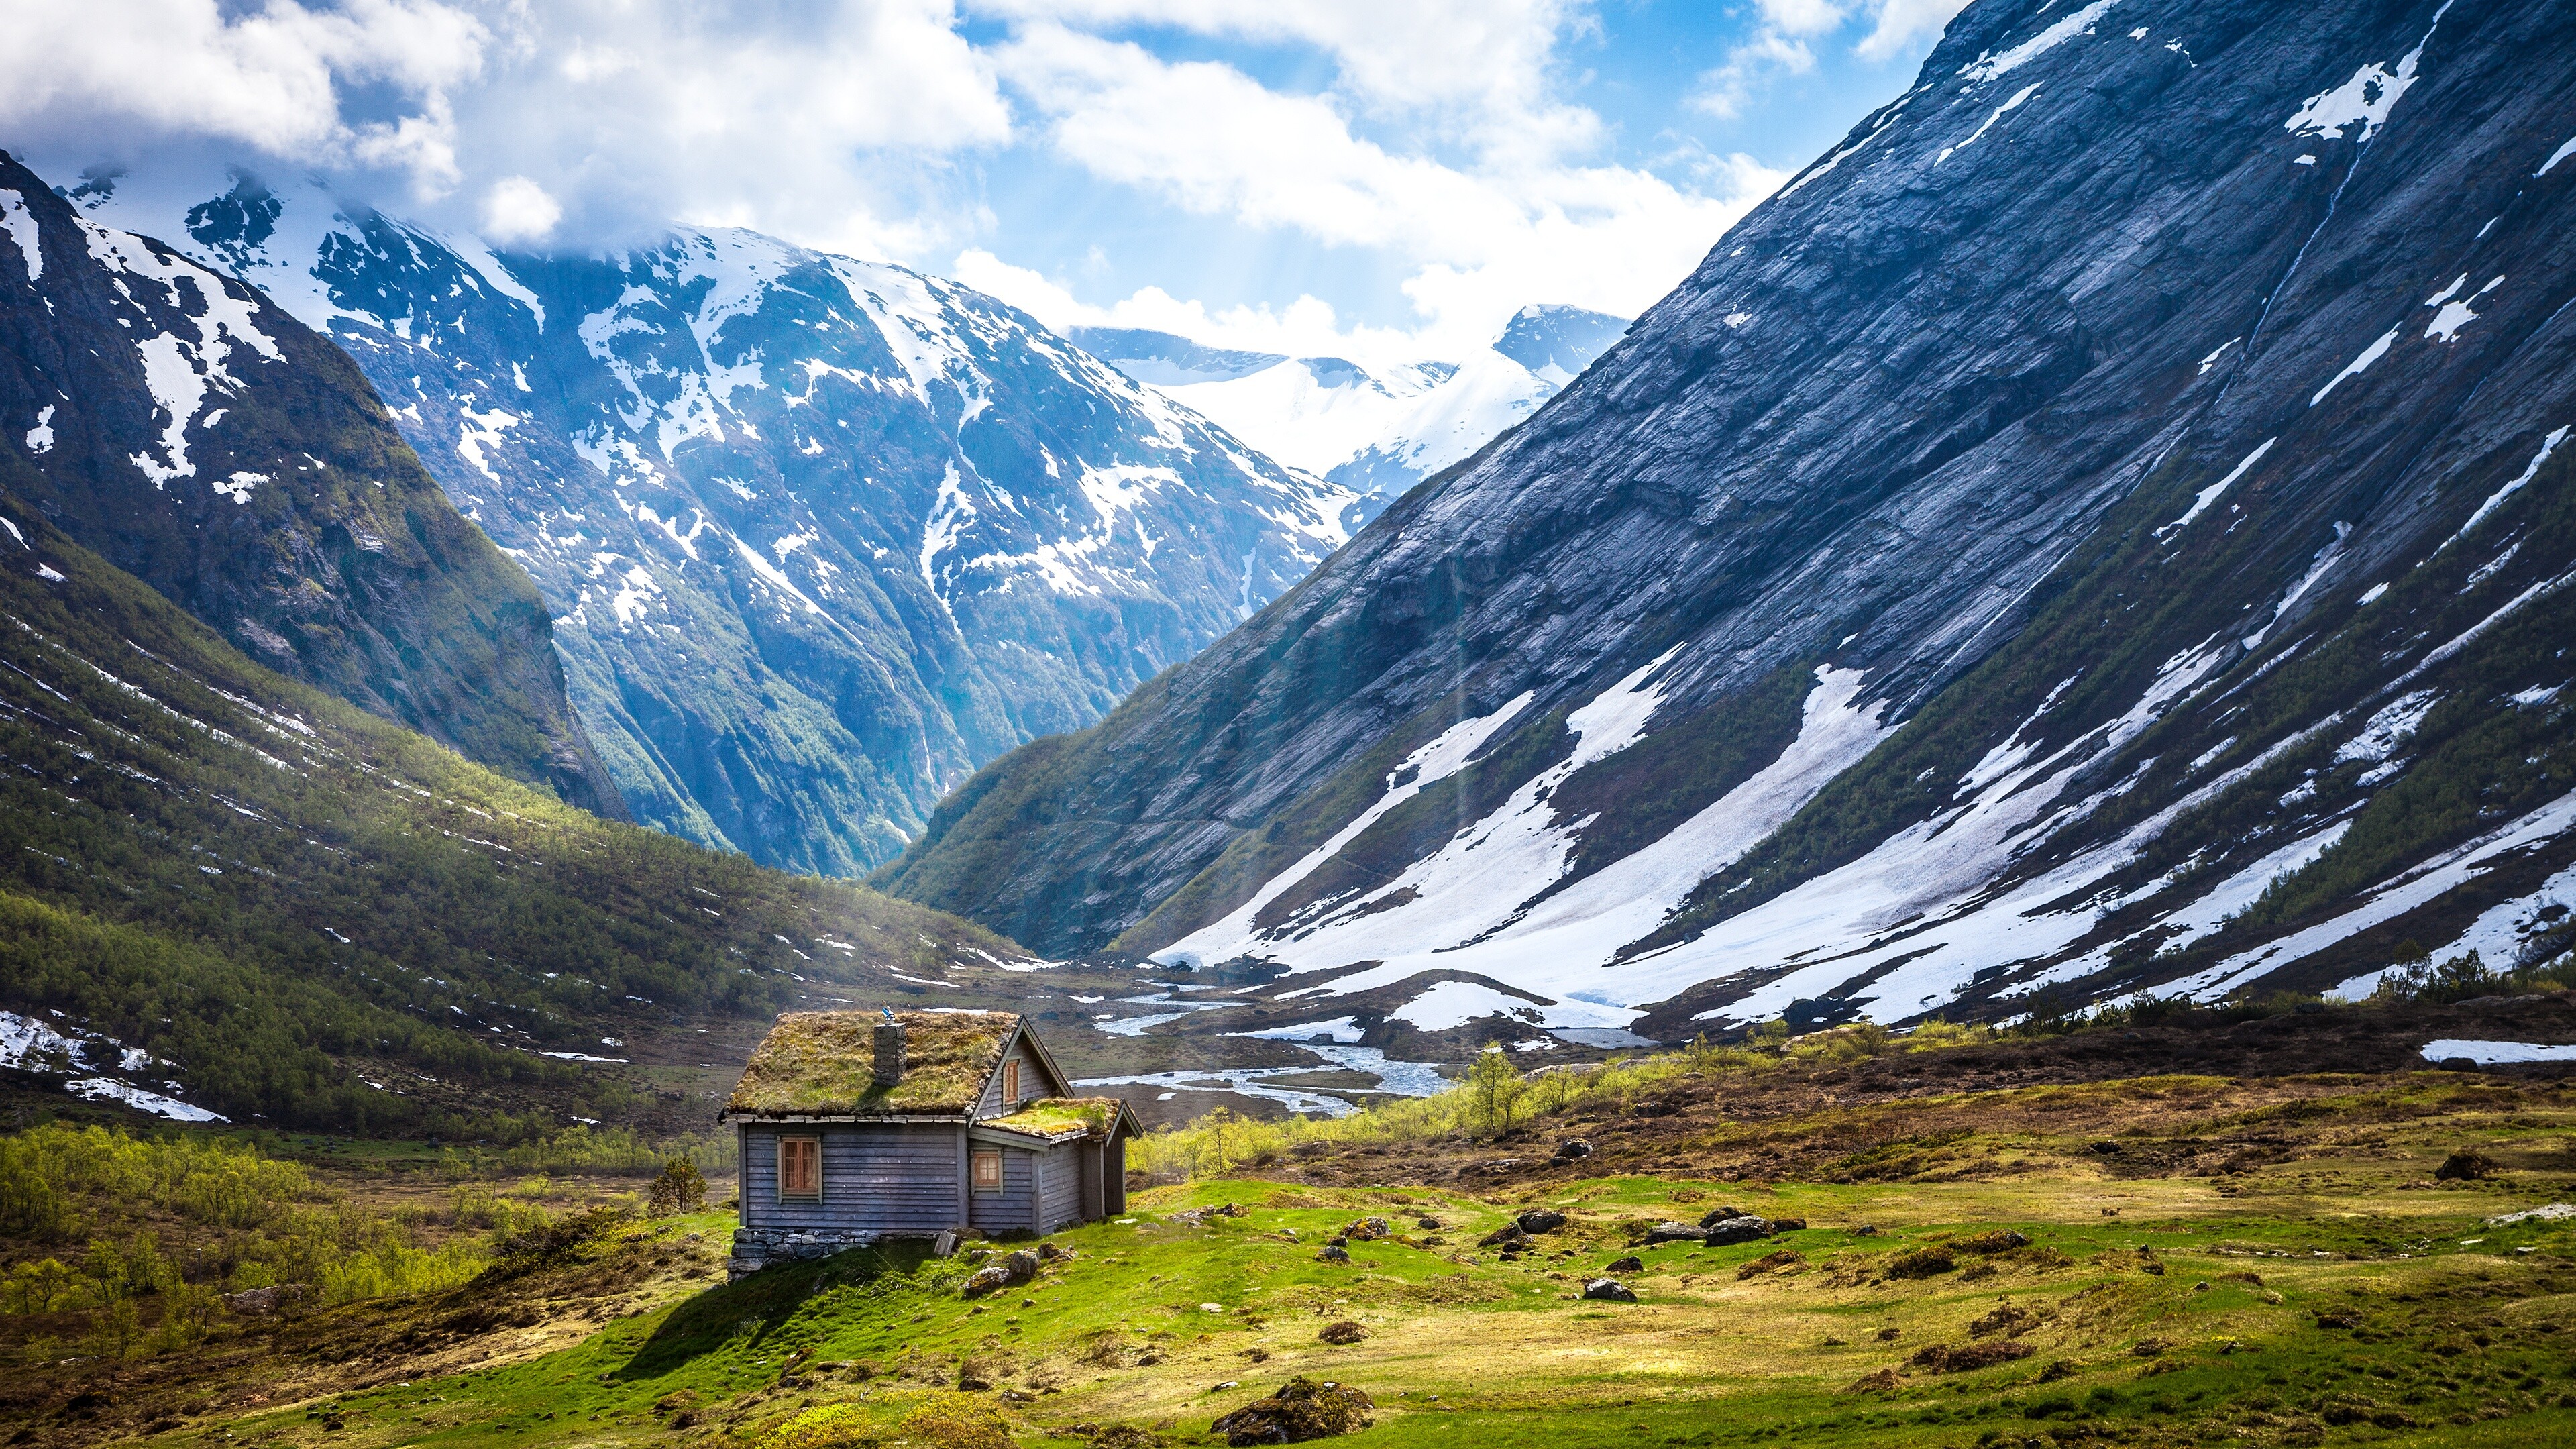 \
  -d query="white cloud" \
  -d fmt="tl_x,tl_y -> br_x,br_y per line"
1,0 -> 488,195
1695,0 -> 1966,121
1856,0 -> 1973,63
479,174 -> 561,242
989,22 -> 1782,360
